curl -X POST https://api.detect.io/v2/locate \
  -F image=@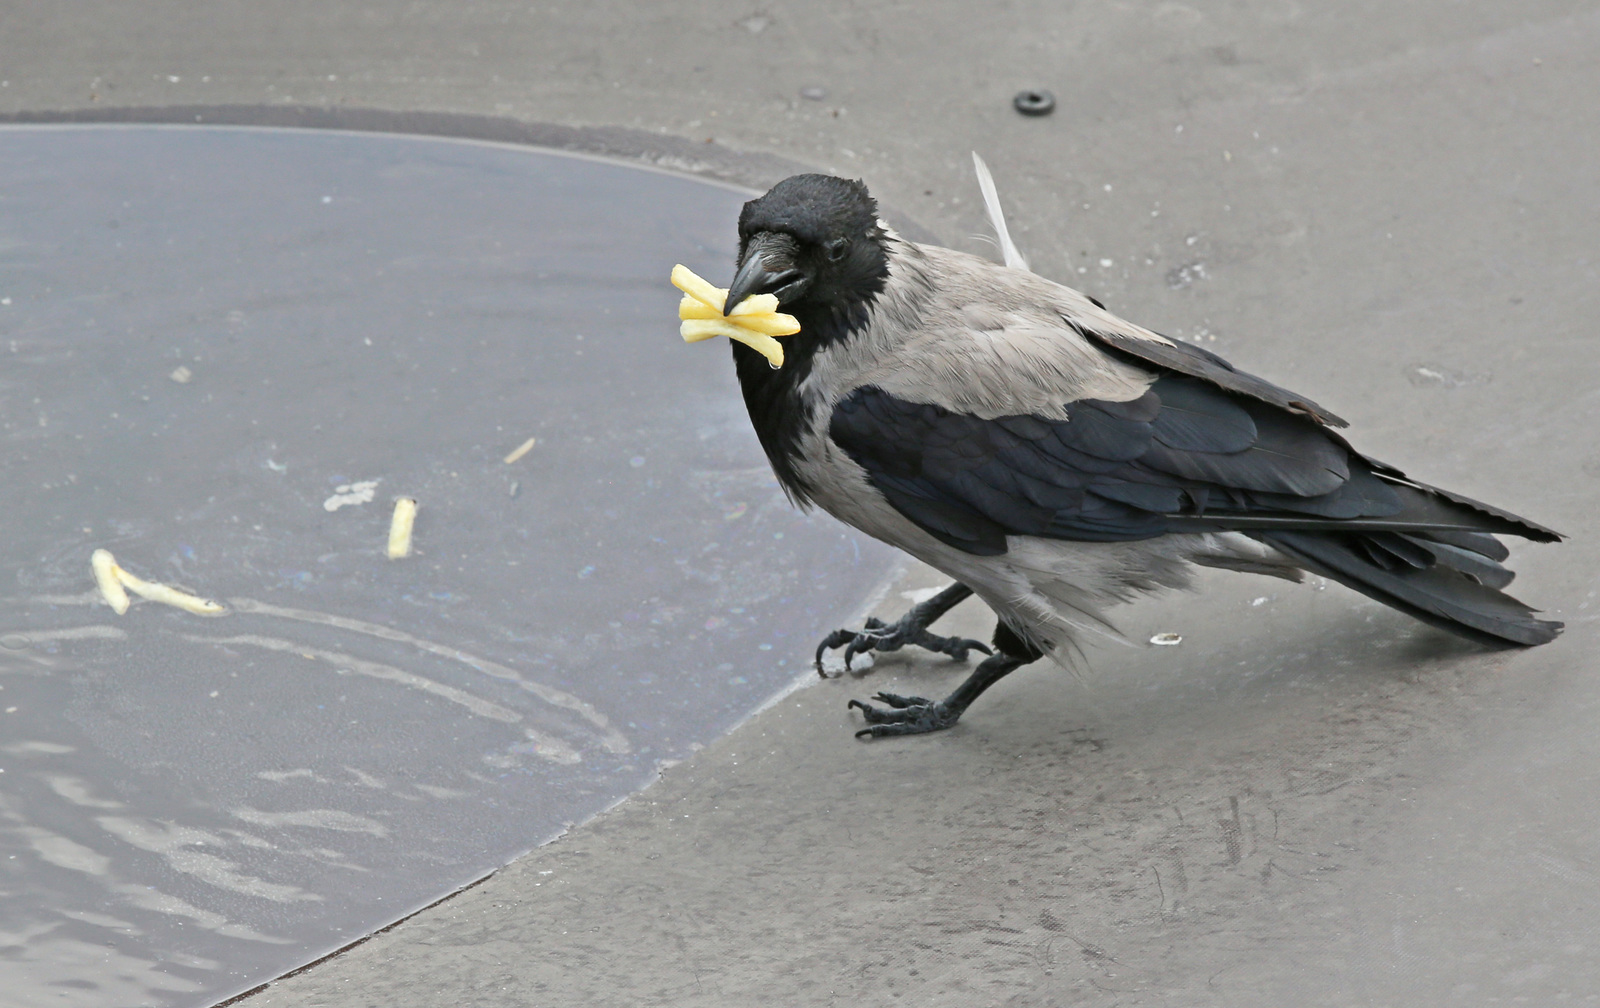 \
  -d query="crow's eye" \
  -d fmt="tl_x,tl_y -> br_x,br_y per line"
825,238 -> 850,262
